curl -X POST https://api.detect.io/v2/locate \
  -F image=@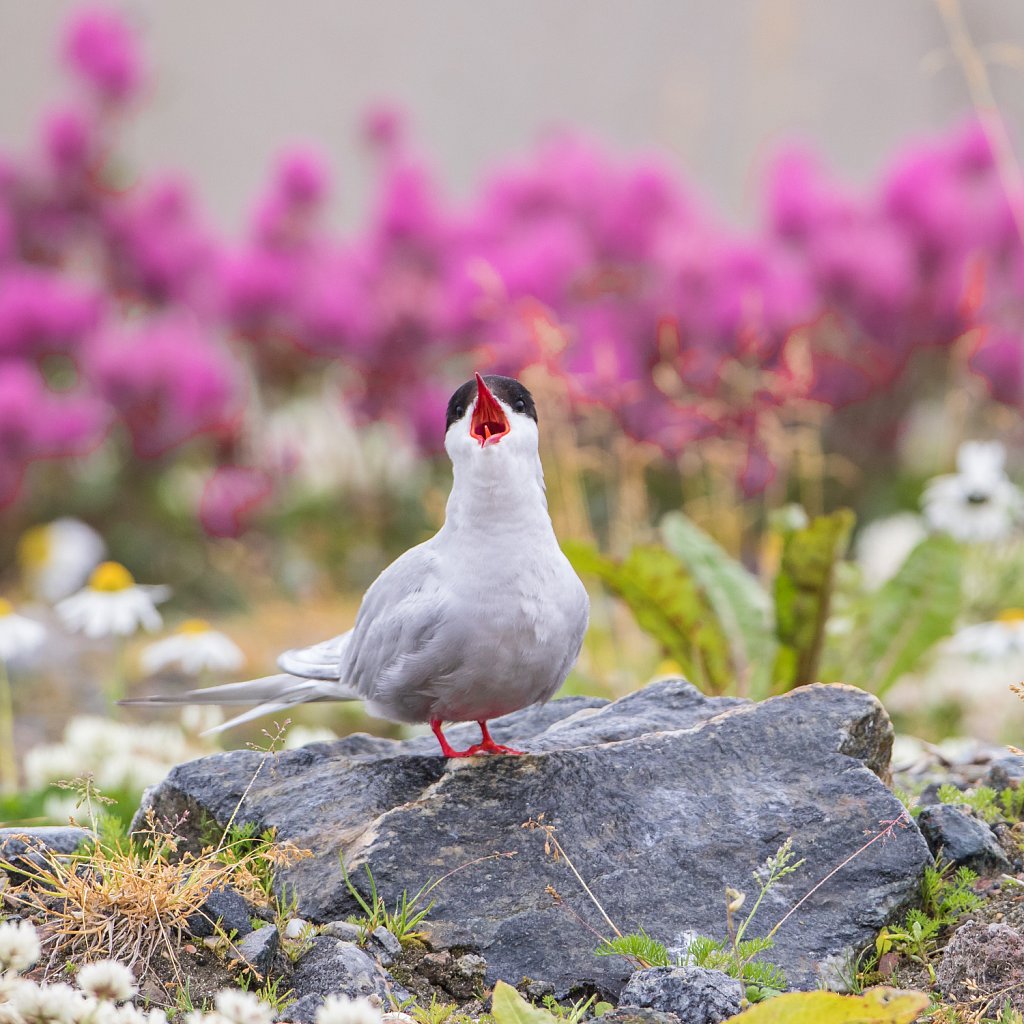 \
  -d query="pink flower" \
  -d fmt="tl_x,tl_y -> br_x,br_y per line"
0,268 -> 102,360
0,361 -> 108,491
199,465 -> 273,538
62,6 -> 143,103
362,103 -> 406,152
89,319 -> 239,457
40,105 -> 98,181
969,329 -> 1024,408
